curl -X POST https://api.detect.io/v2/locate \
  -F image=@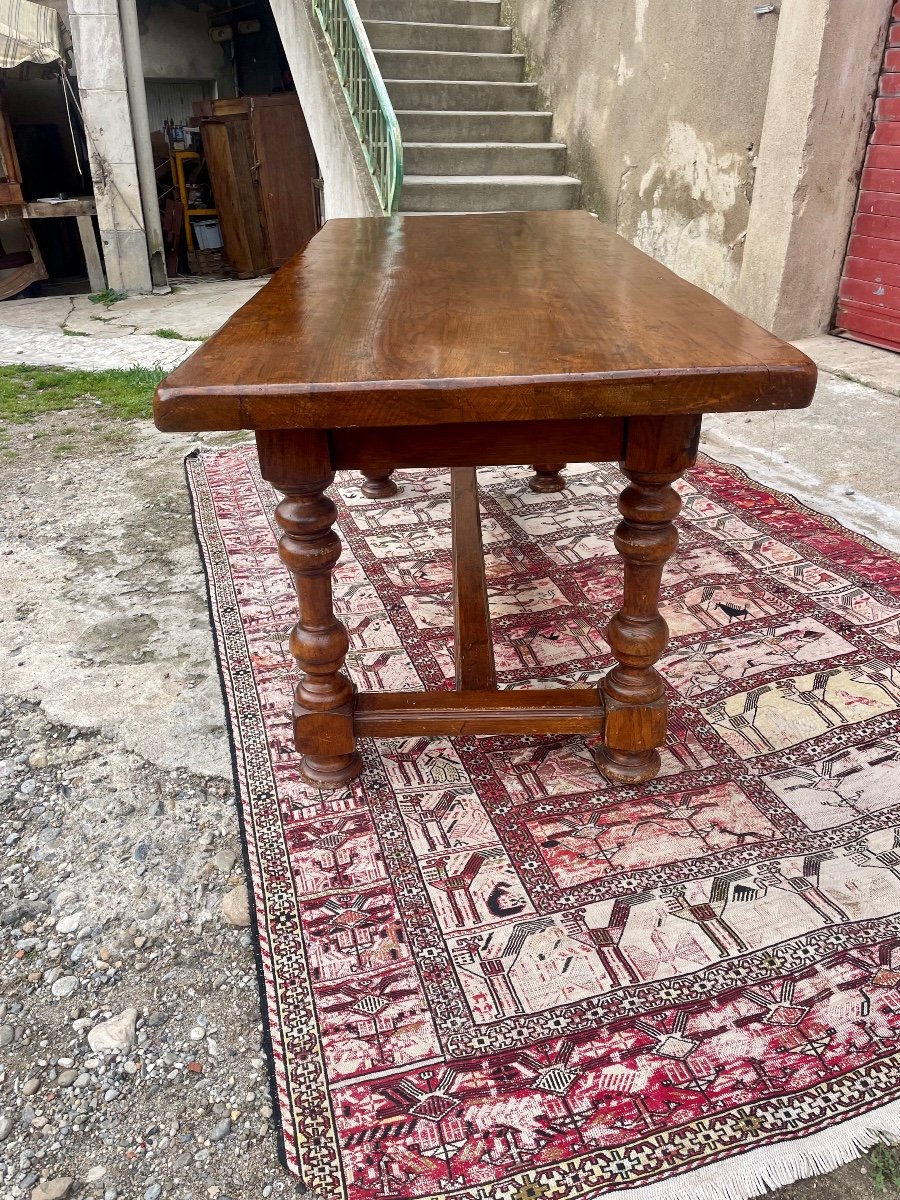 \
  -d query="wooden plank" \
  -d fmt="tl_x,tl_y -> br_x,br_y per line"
0,181 -> 24,206
201,117 -> 269,277
24,198 -> 96,219
450,467 -> 495,691
250,95 -> 318,269
75,214 -> 105,293
354,688 -> 605,736
329,417 -> 625,472
0,260 -> 43,300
